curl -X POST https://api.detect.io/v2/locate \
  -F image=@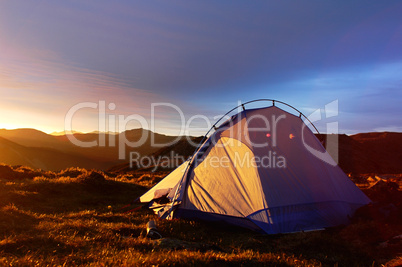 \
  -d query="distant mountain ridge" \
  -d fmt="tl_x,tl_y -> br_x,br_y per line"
0,128 -> 184,171
0,128 -> 401,173
112,132 -> 402,174
340,132 -> 402,173
0,136 -> 101,170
